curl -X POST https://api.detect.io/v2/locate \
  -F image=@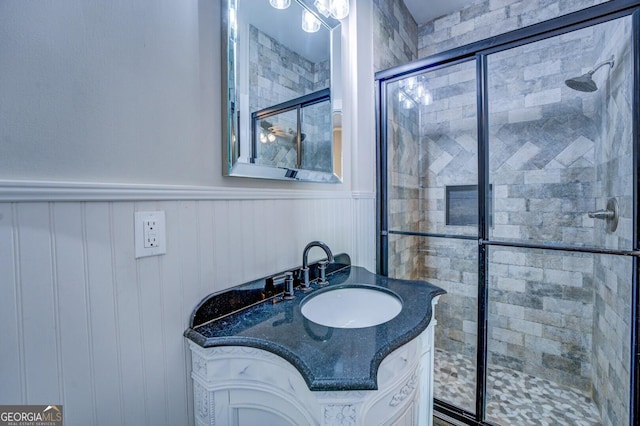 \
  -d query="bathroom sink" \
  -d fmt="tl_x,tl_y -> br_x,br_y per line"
300,285 -> 403,328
